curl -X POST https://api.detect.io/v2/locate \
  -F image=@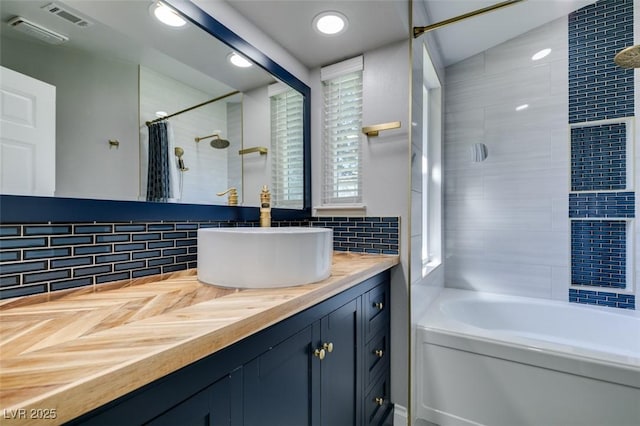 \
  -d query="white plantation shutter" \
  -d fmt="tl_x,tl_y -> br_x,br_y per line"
322,57 -> 363,205
270,87 -> 304,208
